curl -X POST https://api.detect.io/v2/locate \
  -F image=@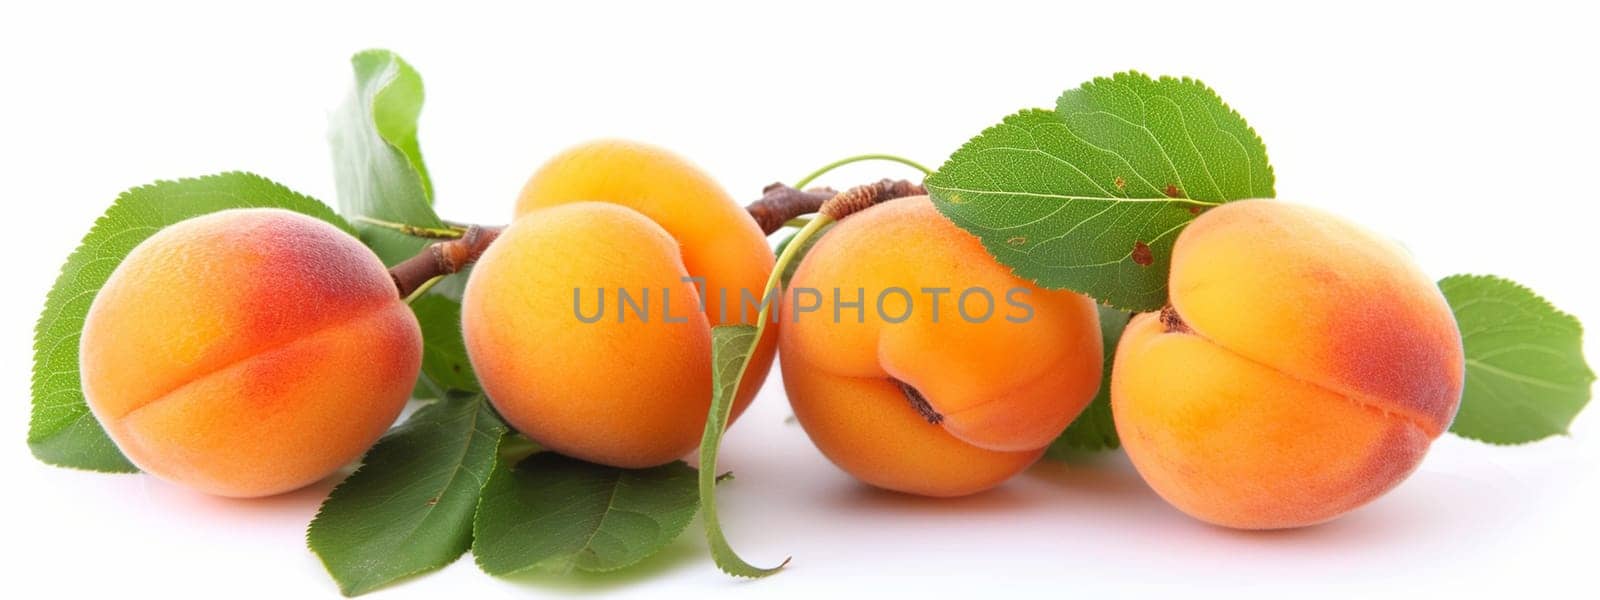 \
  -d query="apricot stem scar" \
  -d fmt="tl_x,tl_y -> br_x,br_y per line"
1159,304 -> 1191,333
894,379 -> 945,425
